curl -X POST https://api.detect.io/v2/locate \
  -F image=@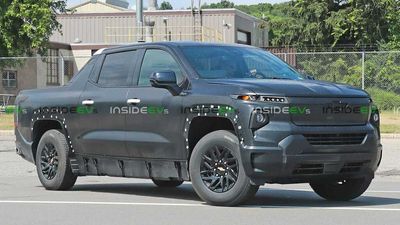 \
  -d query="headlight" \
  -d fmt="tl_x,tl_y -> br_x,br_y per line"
237,95 -> 257,101
235,95 -> 287,103
371,105 -> 379,123
373,113 -> 379,122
